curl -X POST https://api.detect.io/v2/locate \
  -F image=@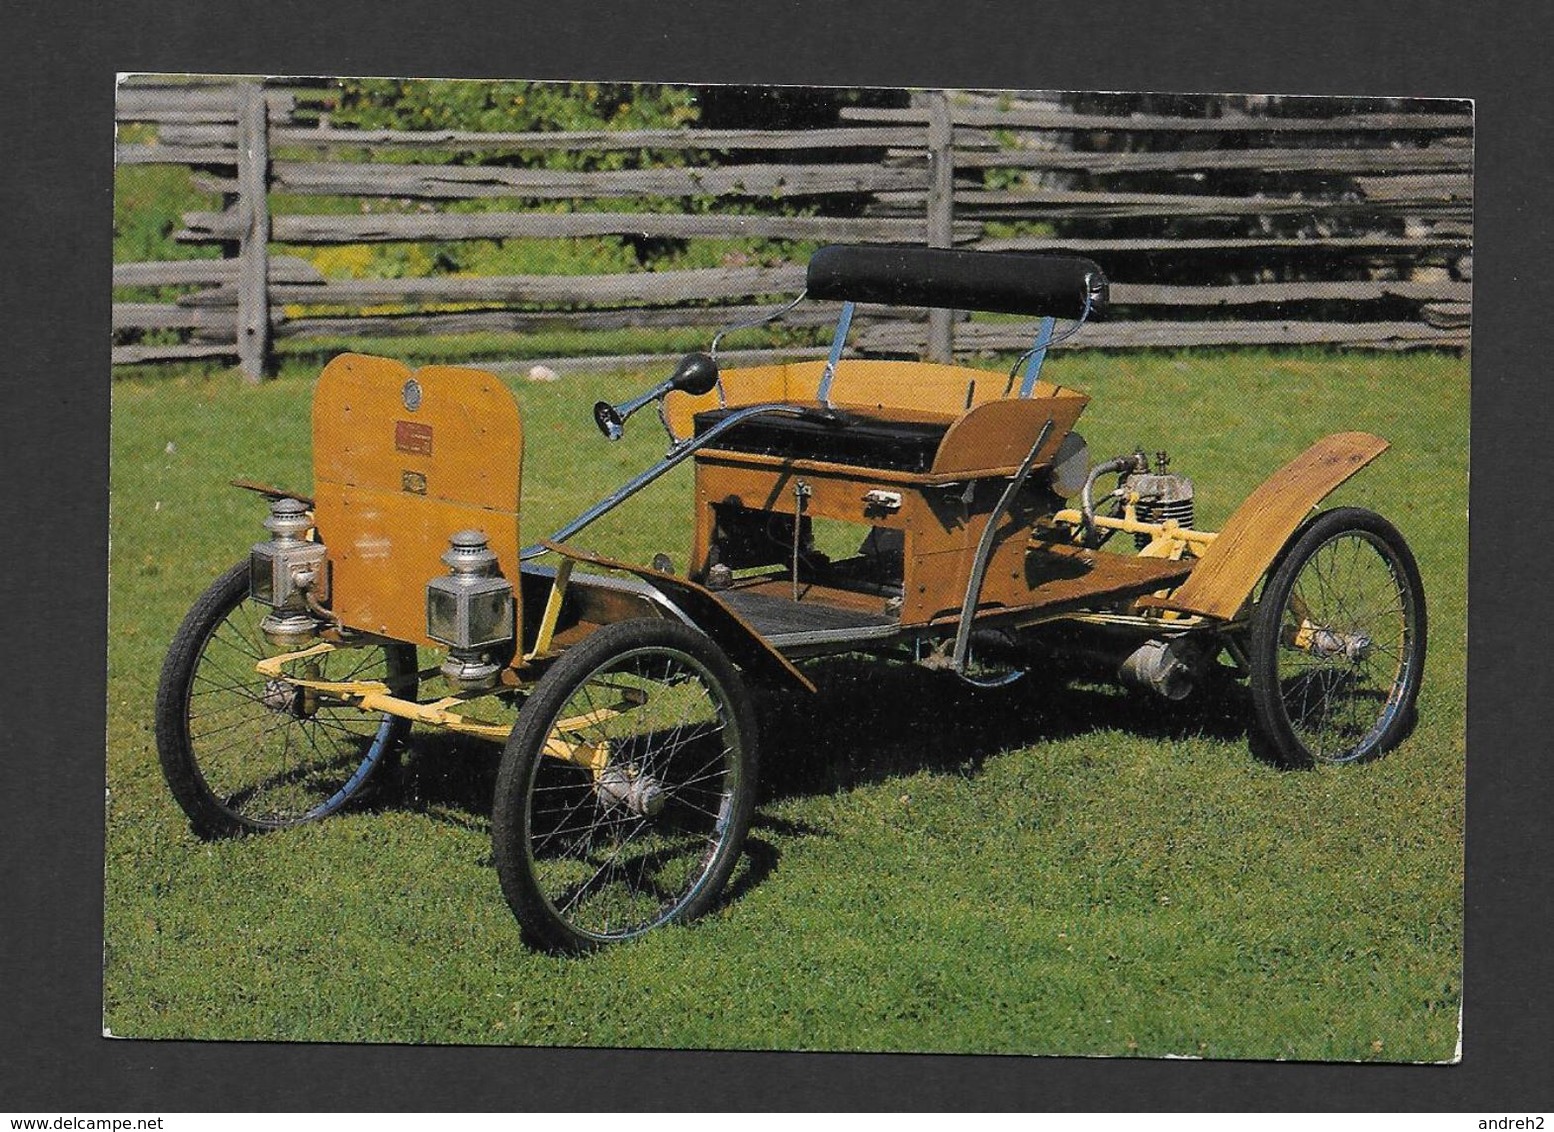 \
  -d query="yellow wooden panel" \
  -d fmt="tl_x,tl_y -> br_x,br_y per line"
311,354 -> 523,654
312,355 -> 522,511
925,543 -> 1195,623
1139,431 -> 1389,621
314,482 -> 522,662
932,391 -> 1089,476
822,359 -> 983,415
664,357 -> 1070,439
